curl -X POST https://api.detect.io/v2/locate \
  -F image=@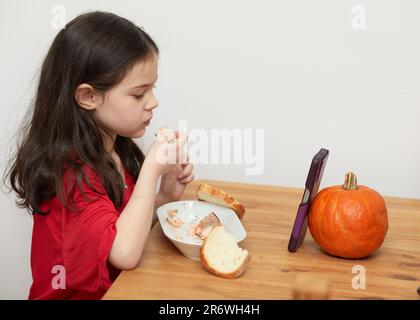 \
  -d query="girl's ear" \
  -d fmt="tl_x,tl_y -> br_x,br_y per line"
74,84 -> 103,110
